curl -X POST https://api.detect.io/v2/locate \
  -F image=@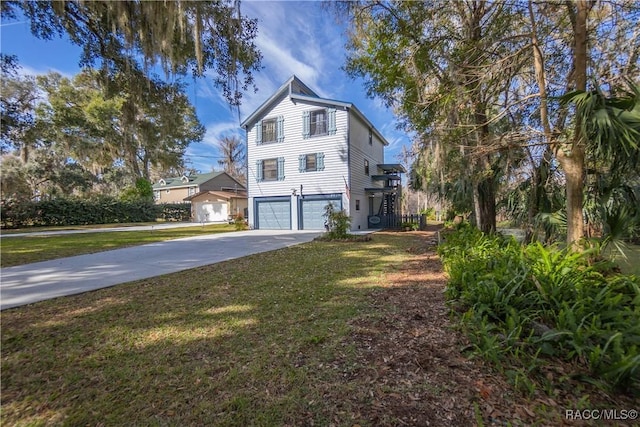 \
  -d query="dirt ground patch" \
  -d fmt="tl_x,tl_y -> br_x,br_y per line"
333,228 -> 638,426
